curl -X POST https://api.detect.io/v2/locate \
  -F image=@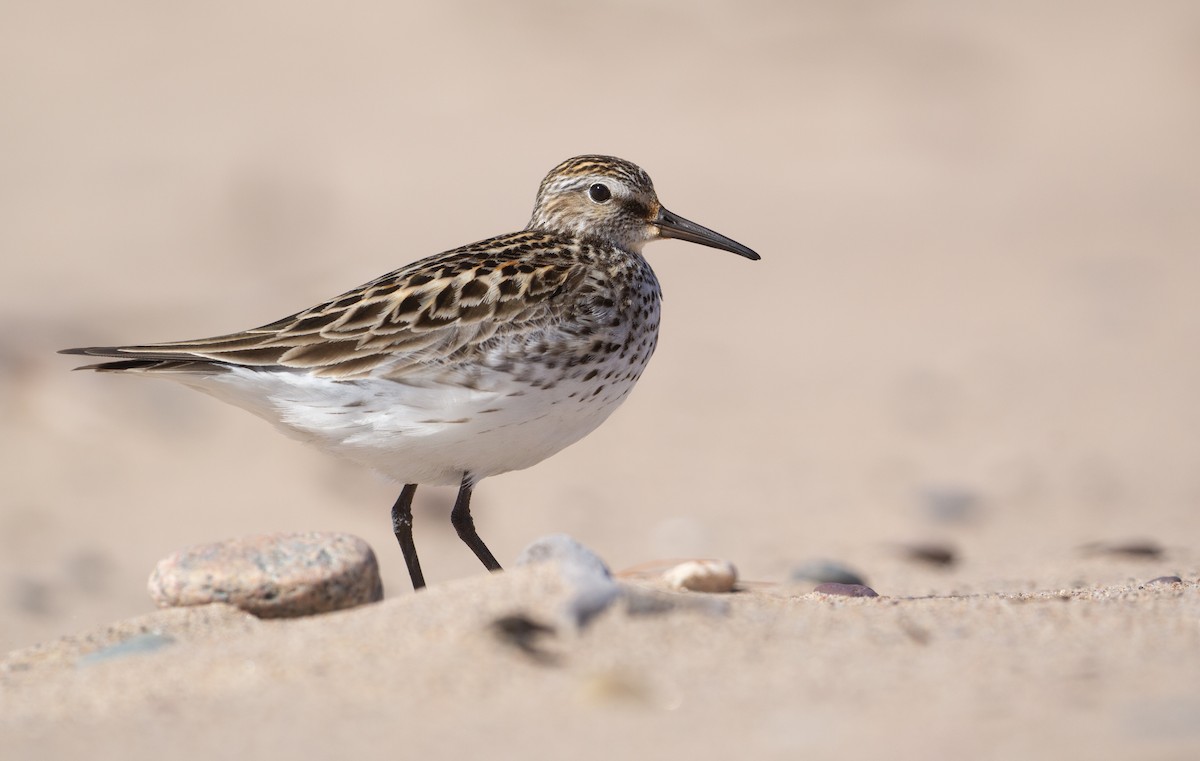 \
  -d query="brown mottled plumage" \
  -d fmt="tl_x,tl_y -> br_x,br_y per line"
63,155 -> 759,590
